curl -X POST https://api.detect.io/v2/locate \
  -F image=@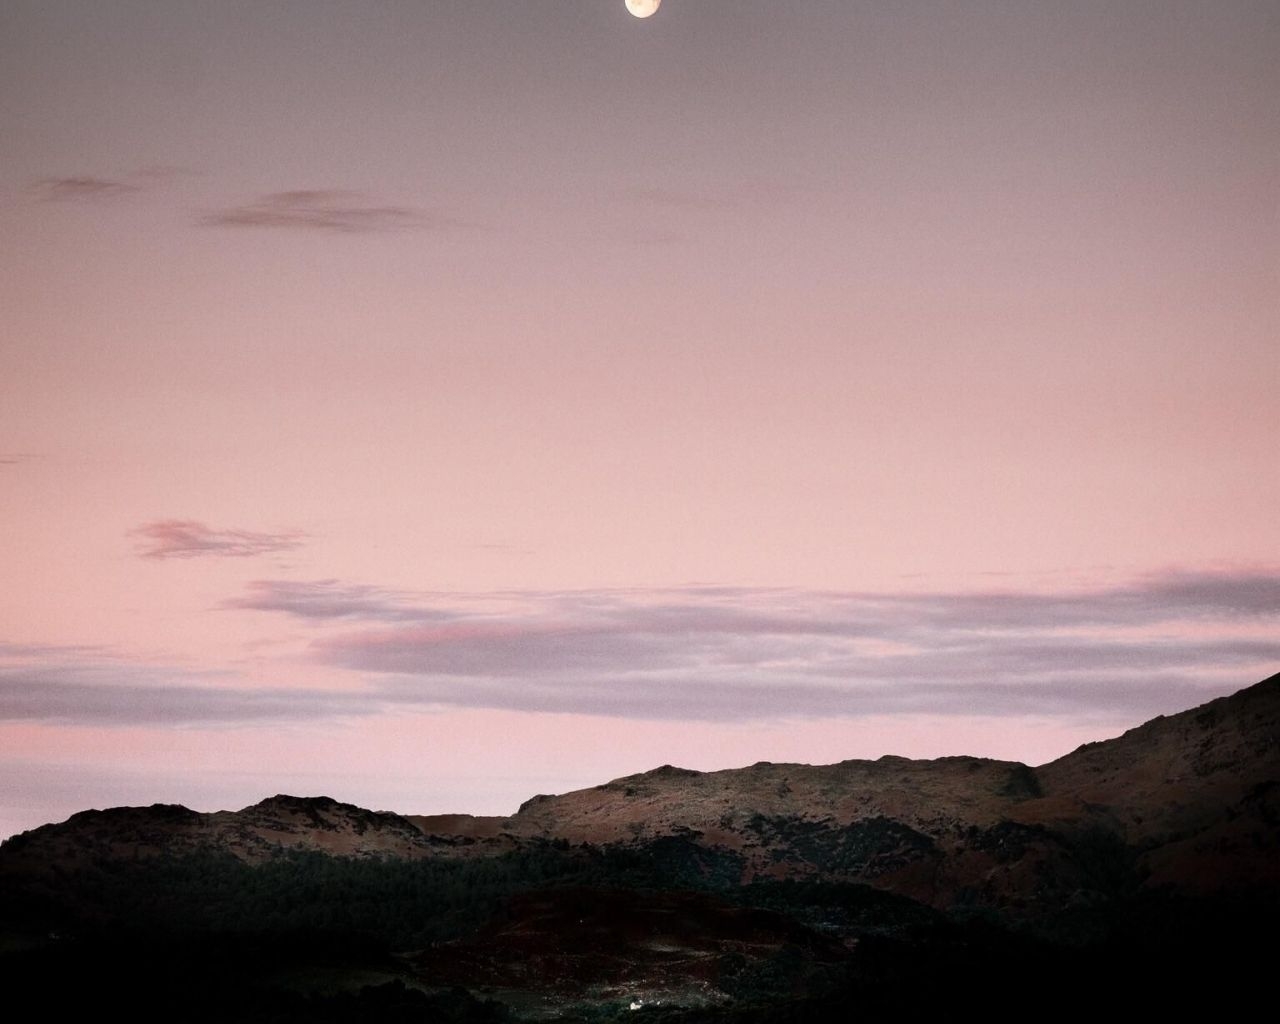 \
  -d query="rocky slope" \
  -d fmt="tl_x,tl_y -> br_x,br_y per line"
1027,672 -> 1280,891
0,794 -> 483,878
485,672 -> 1279,908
